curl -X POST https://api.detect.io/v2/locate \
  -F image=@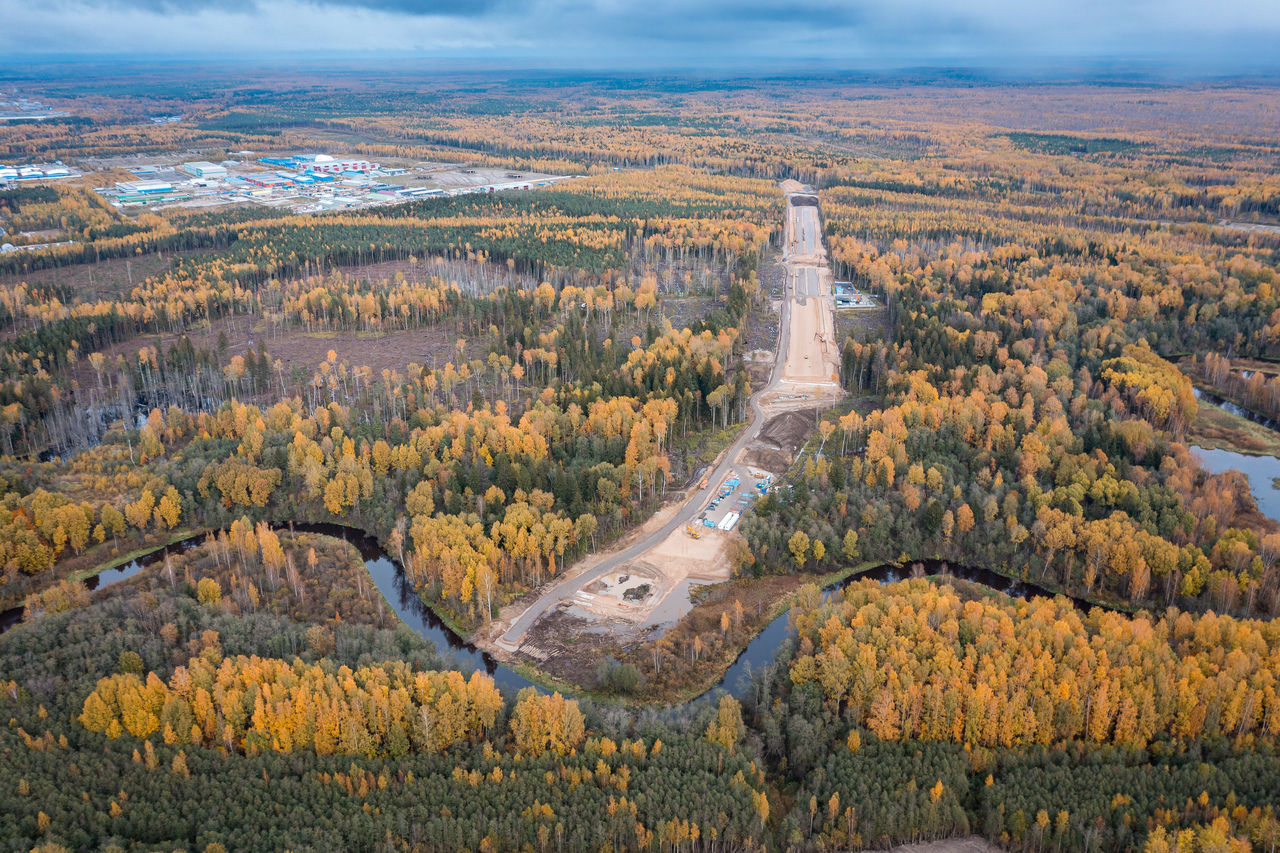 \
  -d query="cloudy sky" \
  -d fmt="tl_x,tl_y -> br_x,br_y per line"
3,0 -> 1279,71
